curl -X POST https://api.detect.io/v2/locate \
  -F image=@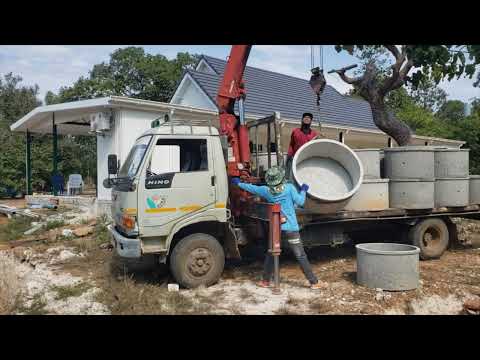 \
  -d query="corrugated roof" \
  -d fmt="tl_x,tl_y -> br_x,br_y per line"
188,55 -> 377,130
